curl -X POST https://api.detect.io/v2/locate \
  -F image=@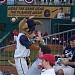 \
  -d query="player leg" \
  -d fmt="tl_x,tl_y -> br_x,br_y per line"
15,58 -> 28,75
